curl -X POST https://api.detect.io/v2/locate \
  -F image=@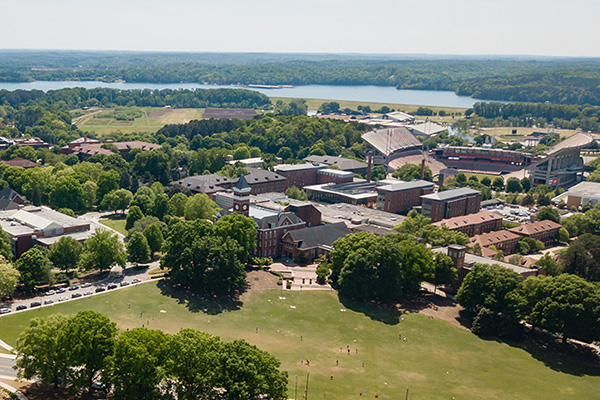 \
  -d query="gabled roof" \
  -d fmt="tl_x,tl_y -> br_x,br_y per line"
174,174 -> 233,194
432,211 -> 502,229
0,187 -> 24,202
508,220 -> 562,236
255,212 -> 303,230
1,158 -> 39,169
285,222 -> 352,250
471,230 -> 520,247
